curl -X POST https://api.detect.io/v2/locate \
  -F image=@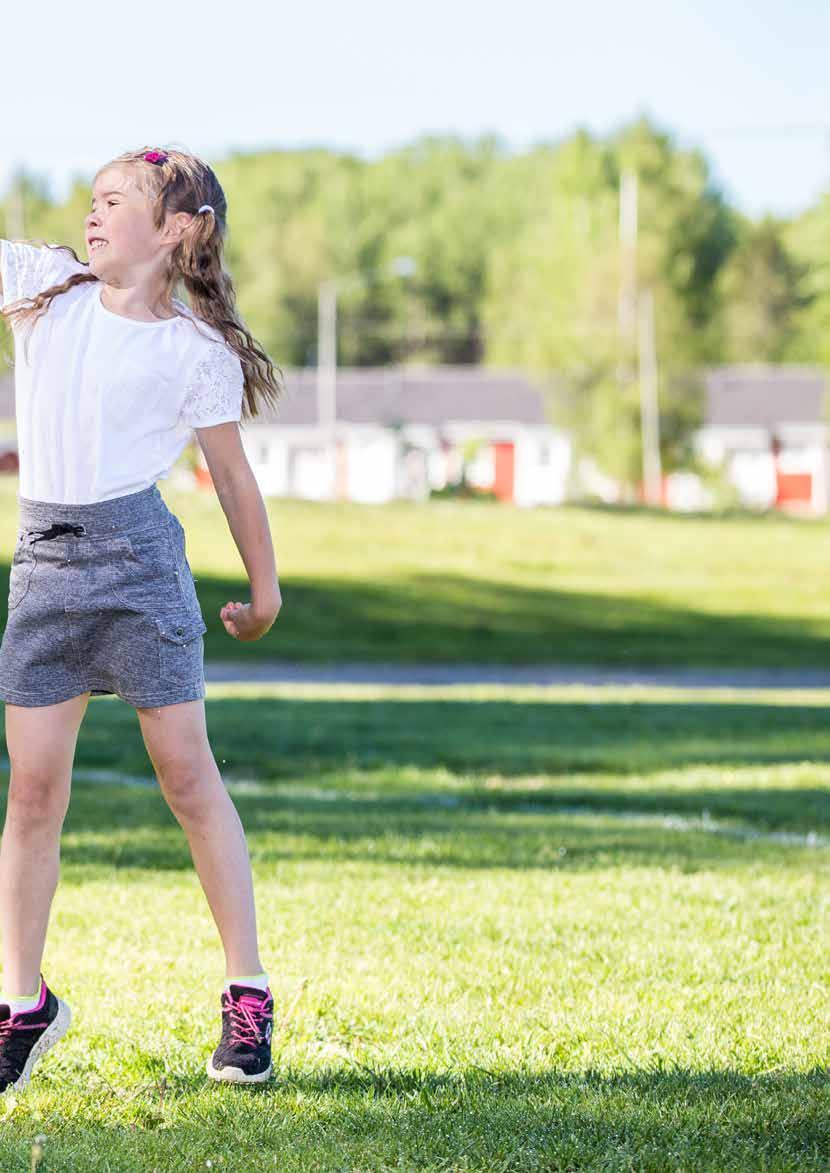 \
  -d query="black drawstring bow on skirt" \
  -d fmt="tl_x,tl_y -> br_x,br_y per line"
27,523 -> 86,545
